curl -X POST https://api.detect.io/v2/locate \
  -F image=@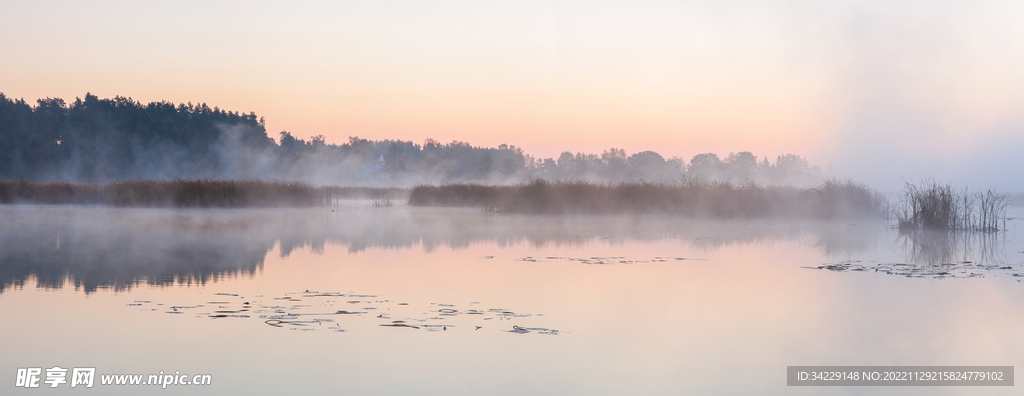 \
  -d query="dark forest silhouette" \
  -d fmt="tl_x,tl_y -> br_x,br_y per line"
1,93 -> 823,185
